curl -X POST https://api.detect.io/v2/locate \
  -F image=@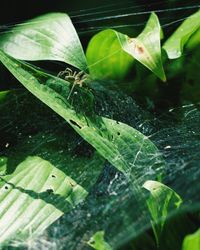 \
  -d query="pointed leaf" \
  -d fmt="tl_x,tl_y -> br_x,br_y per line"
0,13 -> 87,71
120,12 -> 166,81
